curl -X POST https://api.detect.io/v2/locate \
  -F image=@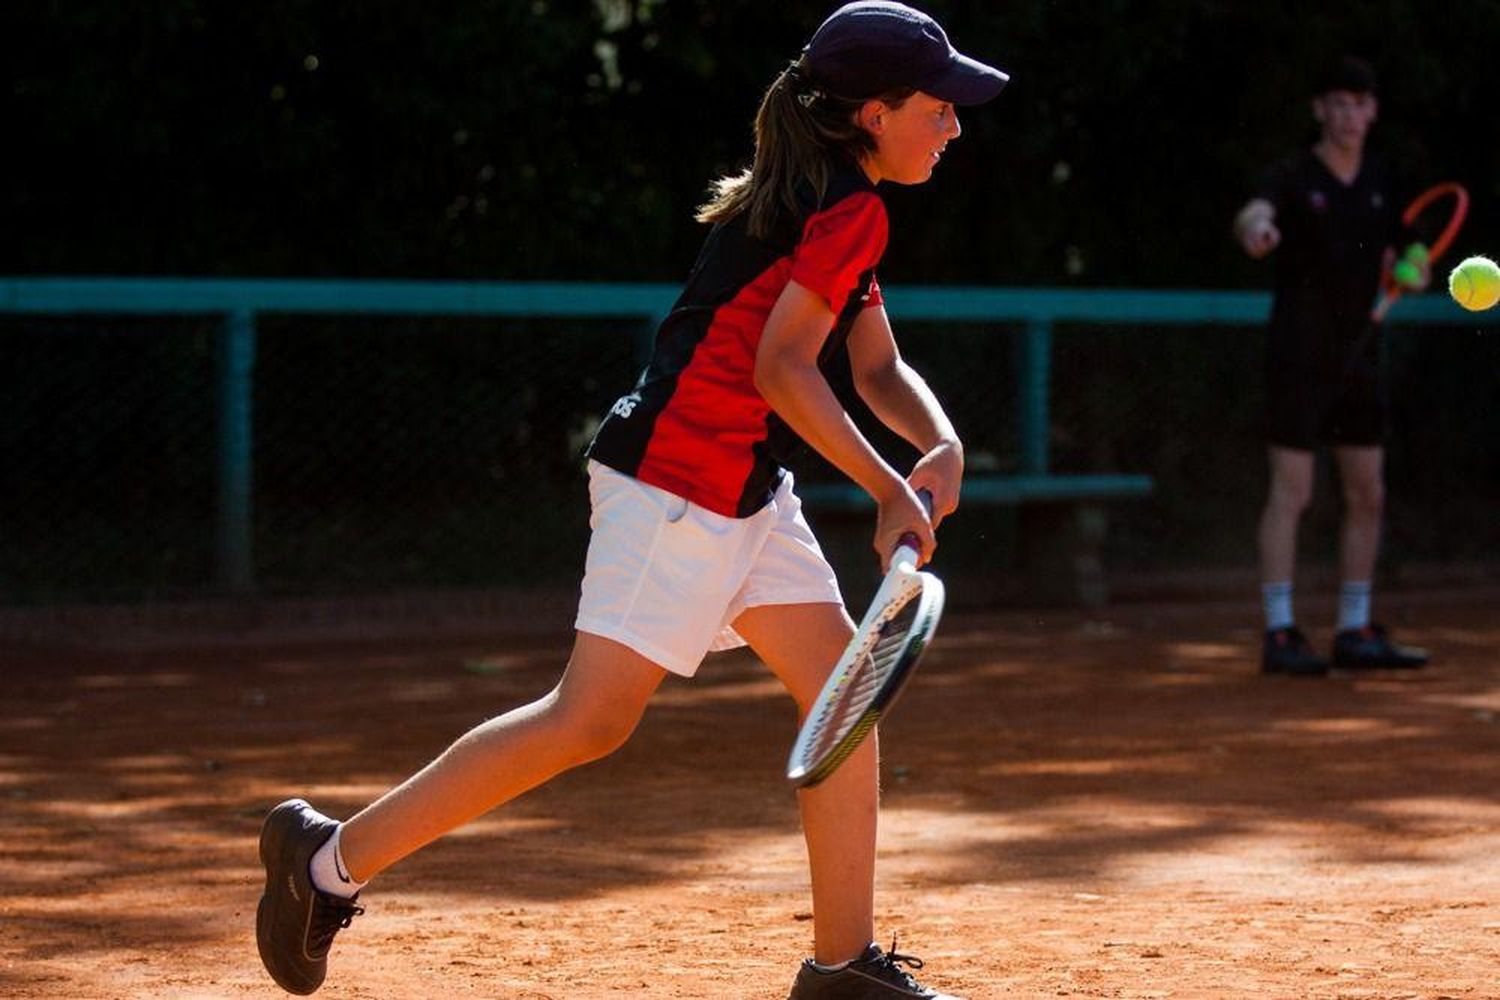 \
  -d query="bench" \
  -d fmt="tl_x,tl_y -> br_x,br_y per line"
796,473 -> 1154,607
